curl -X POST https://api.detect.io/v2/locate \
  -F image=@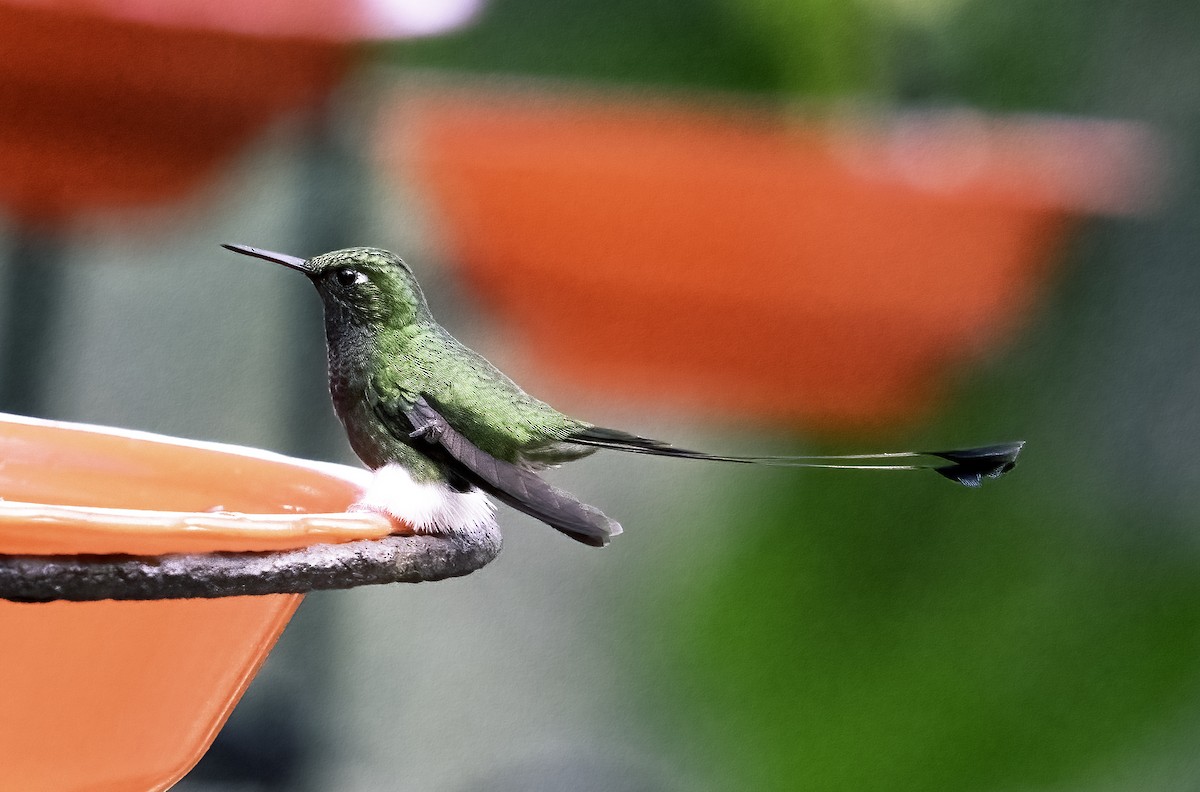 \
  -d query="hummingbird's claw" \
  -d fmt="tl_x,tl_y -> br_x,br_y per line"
408,419 -> 443,442
405,399 -> 447,442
